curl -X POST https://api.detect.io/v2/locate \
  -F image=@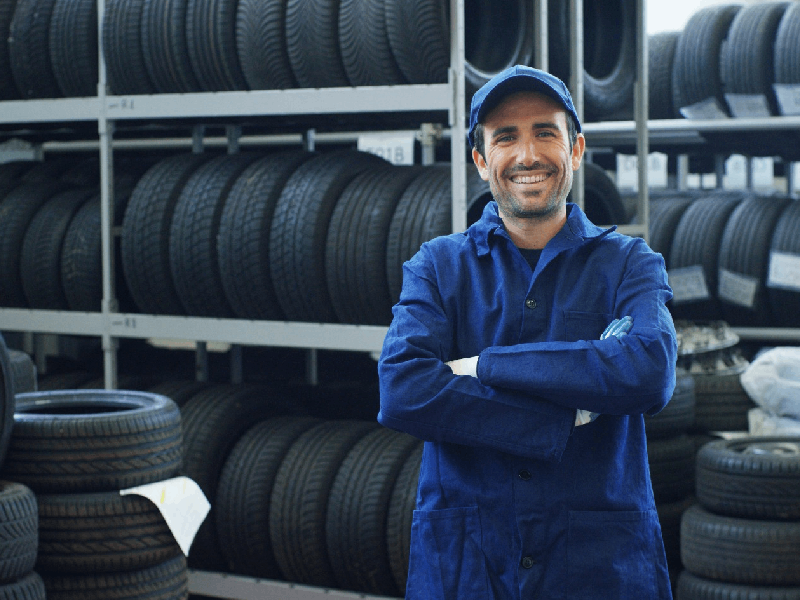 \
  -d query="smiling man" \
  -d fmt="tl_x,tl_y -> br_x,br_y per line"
378,66 -> 677,599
